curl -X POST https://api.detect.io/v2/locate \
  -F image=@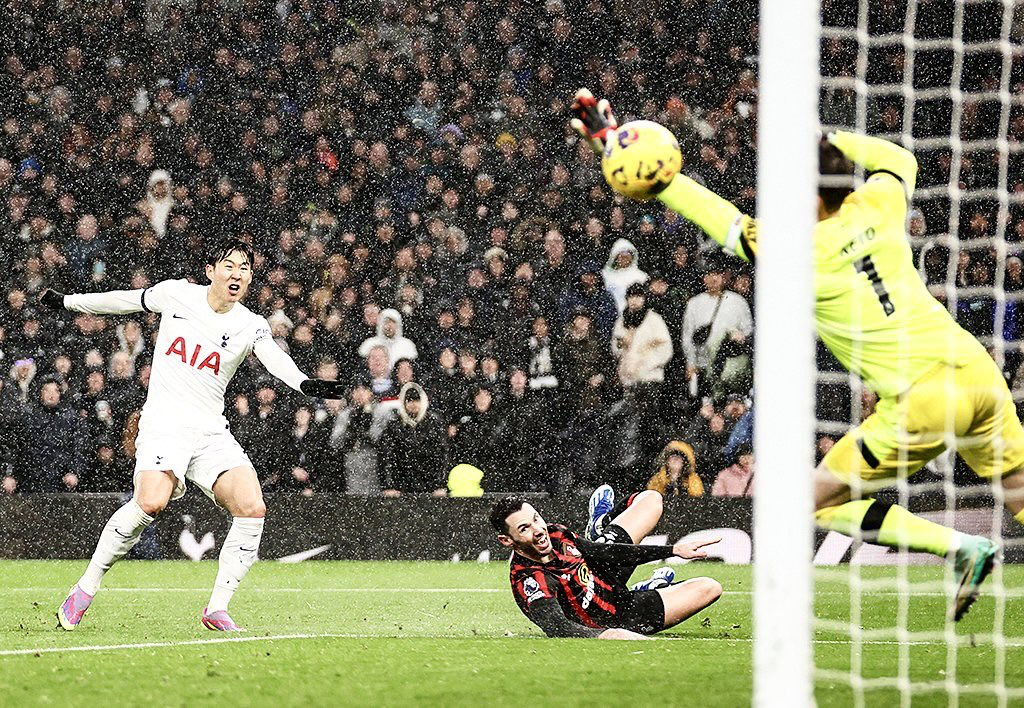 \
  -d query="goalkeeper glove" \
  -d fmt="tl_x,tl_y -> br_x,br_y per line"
39,288 -> 66,310
299,378 -> 346,399
570,87 -> 618,156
